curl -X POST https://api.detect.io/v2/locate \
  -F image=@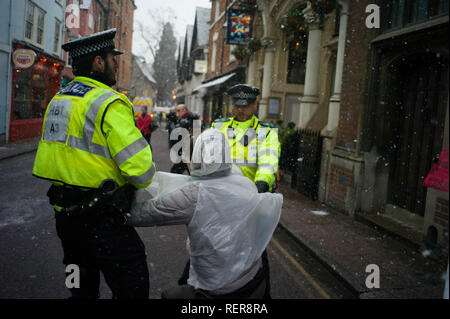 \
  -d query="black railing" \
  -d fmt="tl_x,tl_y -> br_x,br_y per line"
280,129 -> 323,201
